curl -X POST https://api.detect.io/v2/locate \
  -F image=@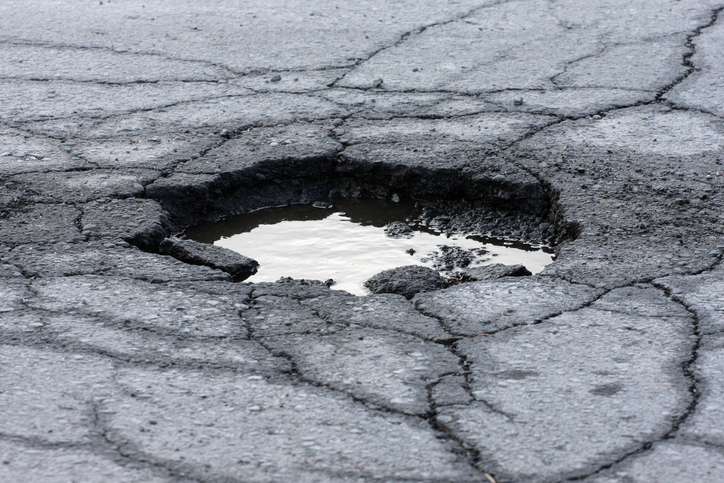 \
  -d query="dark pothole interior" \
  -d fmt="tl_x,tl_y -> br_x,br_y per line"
148,152 -> 574,295
183,197 -> 555,295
